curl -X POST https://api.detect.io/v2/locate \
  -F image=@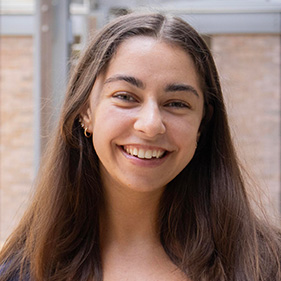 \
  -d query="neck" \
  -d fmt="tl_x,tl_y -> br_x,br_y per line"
100,181 -> 164,248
